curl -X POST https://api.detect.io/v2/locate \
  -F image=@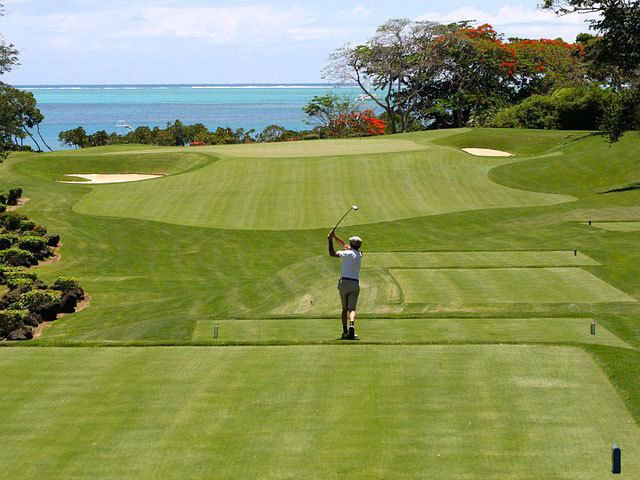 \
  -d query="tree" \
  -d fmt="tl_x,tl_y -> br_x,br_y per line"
0,84 -> 49,154
542,1 -> 640,74
0,3 -> 18,76
303,93 -> 358,128
0,3 -> 48,158
542,0 -> 640,139
58,127 -> 88,148
324,19 -> 459,133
